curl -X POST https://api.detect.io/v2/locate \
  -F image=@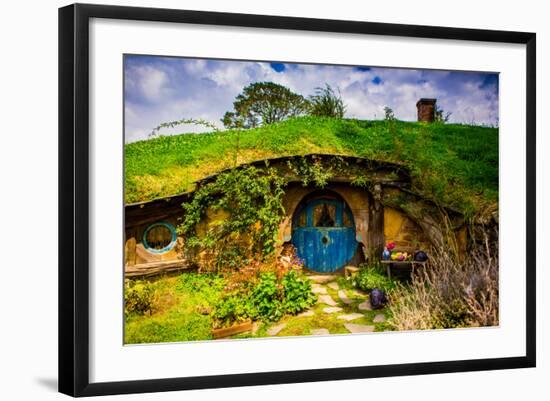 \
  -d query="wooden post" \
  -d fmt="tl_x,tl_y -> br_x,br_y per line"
126,235 -> 137,266
368,184 -> 385,262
